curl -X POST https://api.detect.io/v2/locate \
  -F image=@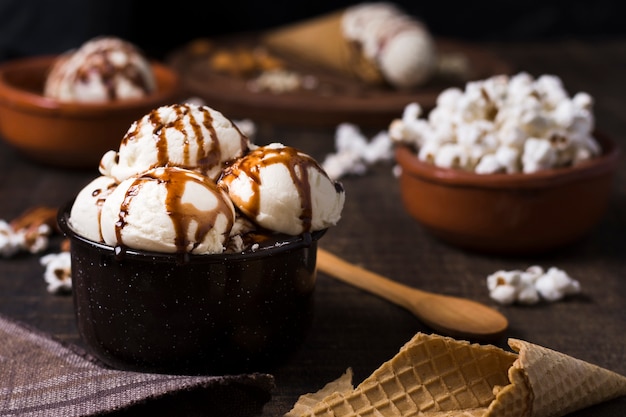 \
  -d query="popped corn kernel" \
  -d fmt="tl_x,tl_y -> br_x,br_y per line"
40,252 -> 72,294
389,72 -> 601,174
322,123 -> 393,180
487,265 -> 580,305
